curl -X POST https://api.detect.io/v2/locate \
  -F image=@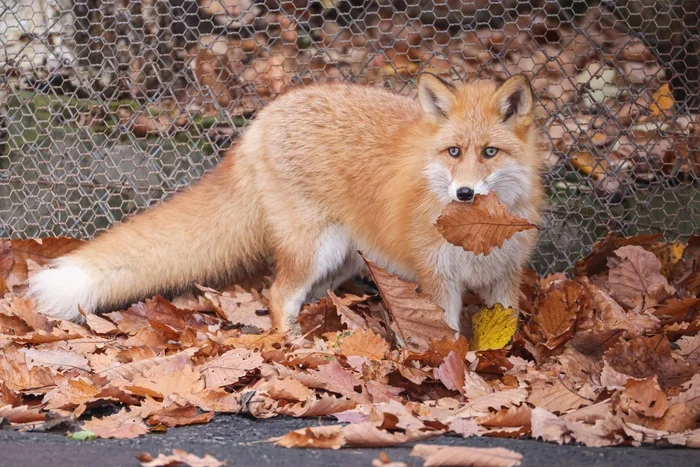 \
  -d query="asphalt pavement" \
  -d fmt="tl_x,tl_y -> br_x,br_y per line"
1,415 -> 698,467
